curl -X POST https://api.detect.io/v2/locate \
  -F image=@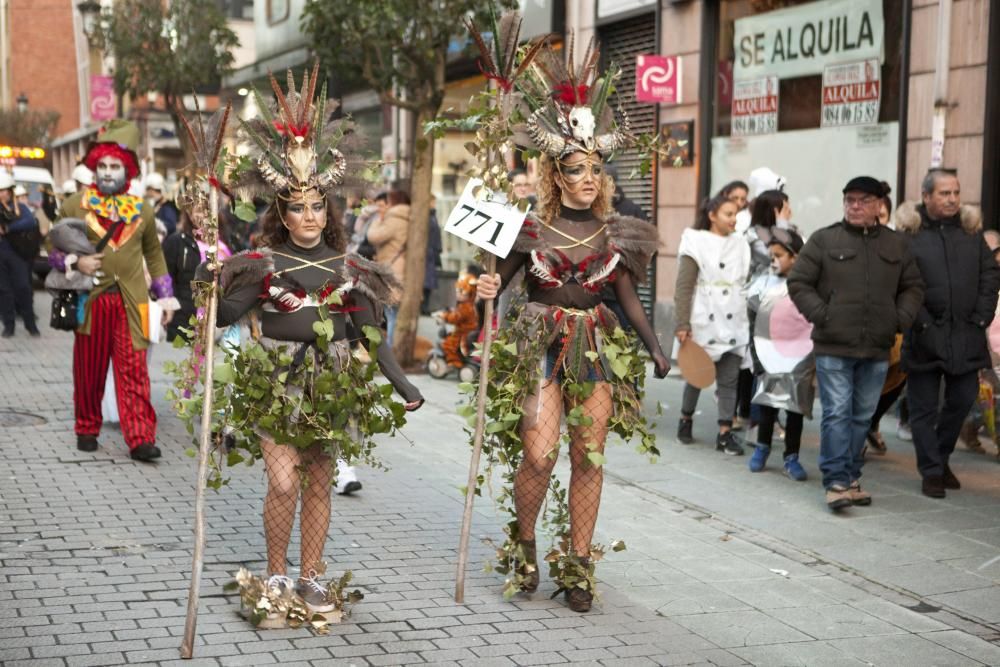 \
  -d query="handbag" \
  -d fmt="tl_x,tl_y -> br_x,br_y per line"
48,219 -> 124,332
50,290 -> 80,331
